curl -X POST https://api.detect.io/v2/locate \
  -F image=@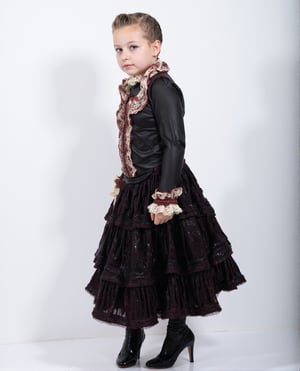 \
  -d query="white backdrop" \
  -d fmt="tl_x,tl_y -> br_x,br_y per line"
0,0 -> 299,344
